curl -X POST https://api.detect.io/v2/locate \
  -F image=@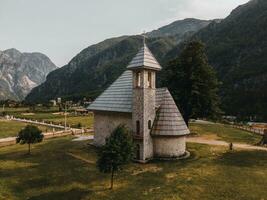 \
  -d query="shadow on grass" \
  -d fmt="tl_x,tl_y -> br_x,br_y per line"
216,150 -> 267,167
28,188 -> 92,200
